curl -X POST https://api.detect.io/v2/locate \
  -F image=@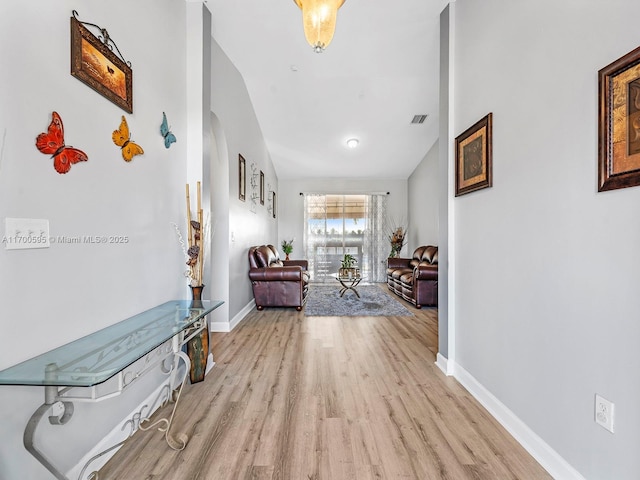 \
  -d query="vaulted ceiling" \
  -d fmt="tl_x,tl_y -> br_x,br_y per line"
208,0 -> 448,180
